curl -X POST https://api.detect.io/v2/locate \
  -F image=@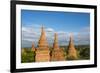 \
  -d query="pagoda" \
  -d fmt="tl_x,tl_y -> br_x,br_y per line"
51,33 -> 65,61
67,33 -> 78,60
38,26 -> 49,48
35,26 -> 50,62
